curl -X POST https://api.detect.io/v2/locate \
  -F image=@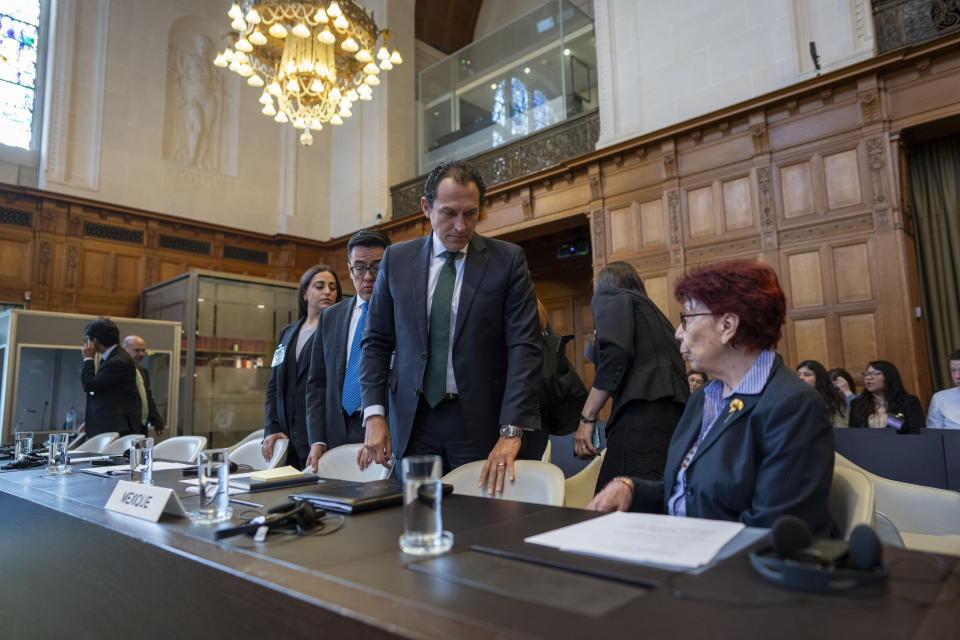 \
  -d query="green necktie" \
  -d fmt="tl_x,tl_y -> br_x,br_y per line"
135,369 -> 149,426
424,250 -> 457,407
